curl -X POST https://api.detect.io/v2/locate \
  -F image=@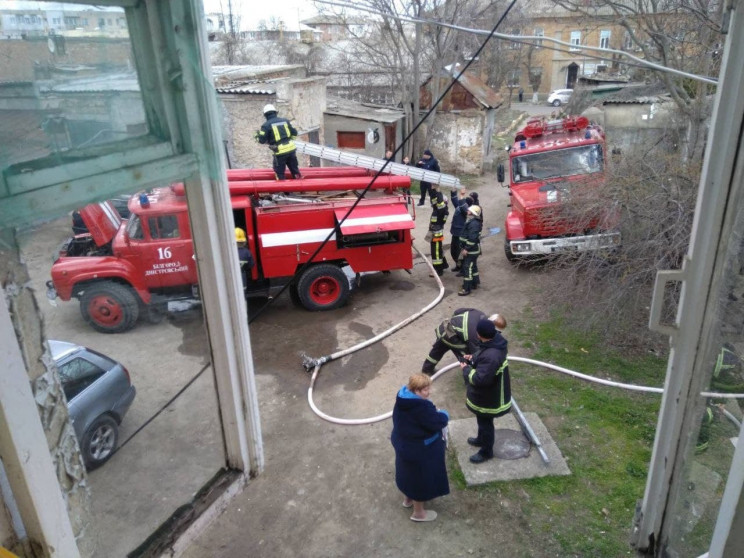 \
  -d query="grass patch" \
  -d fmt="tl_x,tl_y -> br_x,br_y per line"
454,311 -> 666,555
